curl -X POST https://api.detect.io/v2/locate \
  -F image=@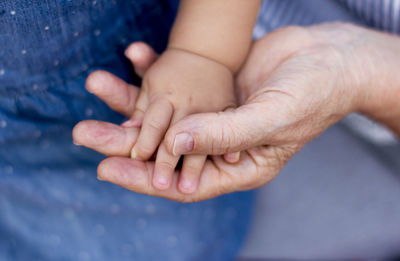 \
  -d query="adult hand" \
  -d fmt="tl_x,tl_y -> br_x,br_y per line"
73,41 -> 288,202
163,23 -> 400,158
73,42 -> 279,202
74,23 -> 400,202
